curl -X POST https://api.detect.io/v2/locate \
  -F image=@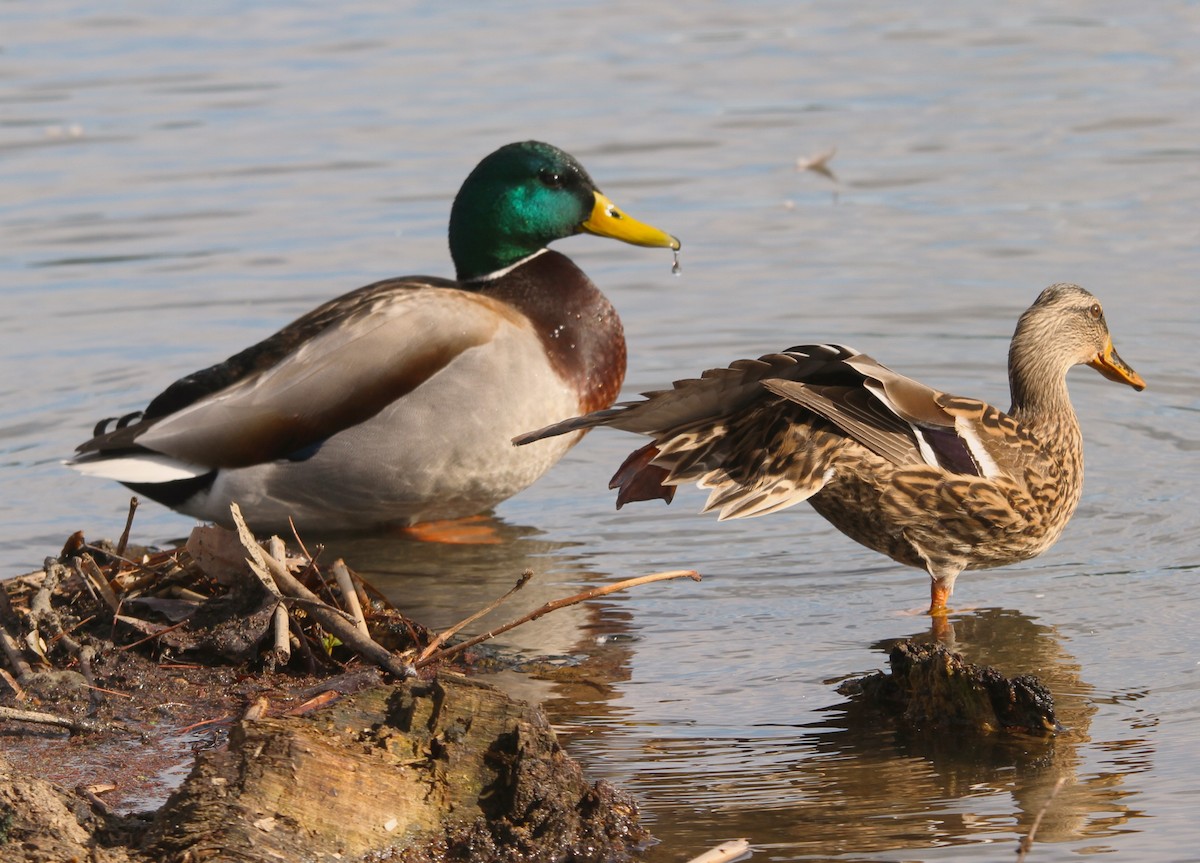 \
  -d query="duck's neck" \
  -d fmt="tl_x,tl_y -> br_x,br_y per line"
1007,341 -> 1084,495
1007,306 -> 1076,415
1008,357 -> 1075,422
470,250 -> 626,414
